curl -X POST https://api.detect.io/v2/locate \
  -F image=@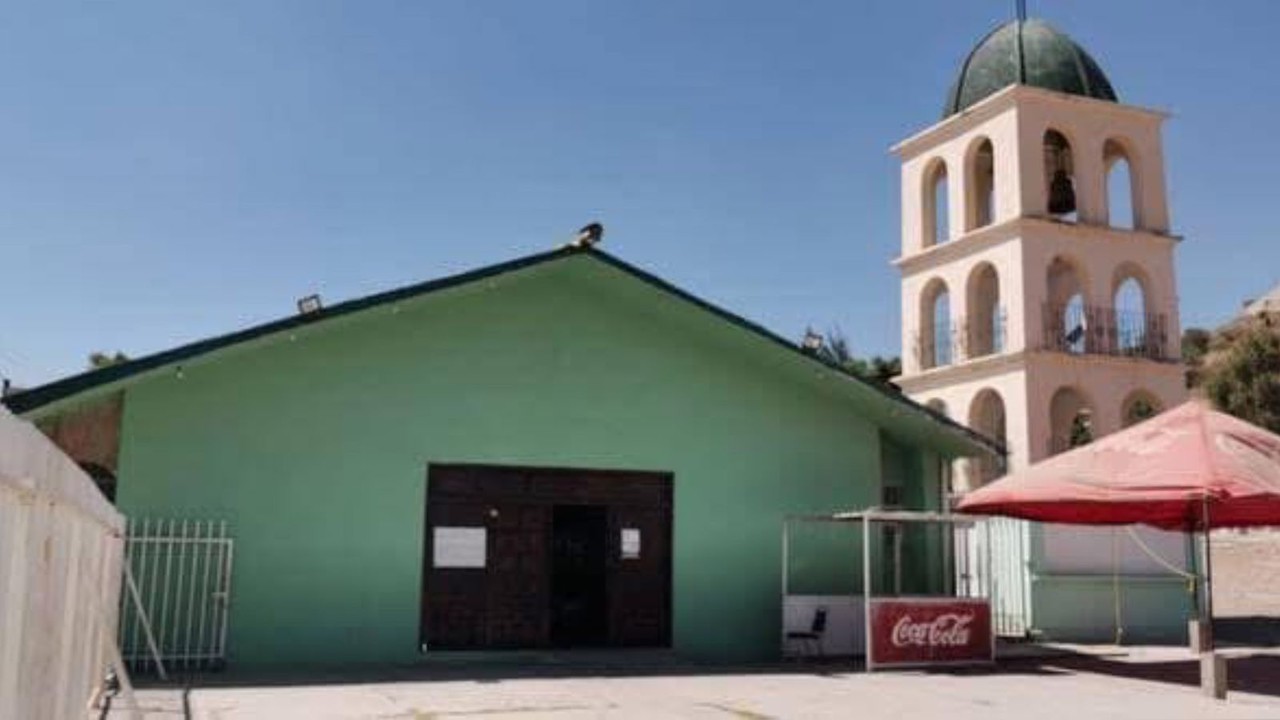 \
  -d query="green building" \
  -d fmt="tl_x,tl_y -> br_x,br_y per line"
5,246 -> 995,666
